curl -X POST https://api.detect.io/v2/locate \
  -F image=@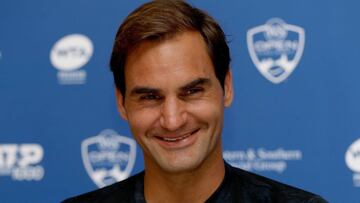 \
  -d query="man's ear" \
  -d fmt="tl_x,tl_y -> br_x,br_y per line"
224,69 -> 234,107
115,89 -> 128,121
